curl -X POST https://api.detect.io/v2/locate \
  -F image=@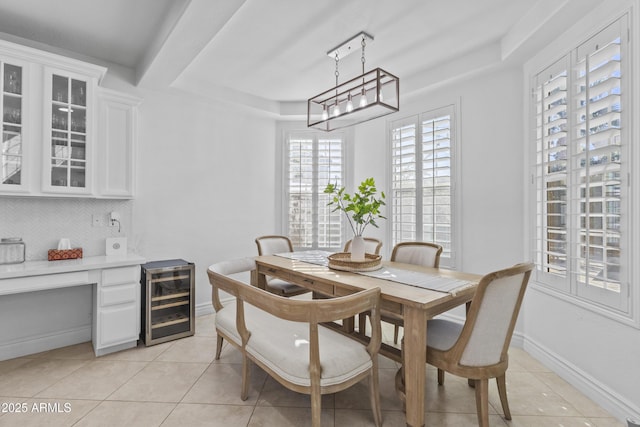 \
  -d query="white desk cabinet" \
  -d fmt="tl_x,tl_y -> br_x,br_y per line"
94,265 -> 141,355
0,255 -> 145,360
